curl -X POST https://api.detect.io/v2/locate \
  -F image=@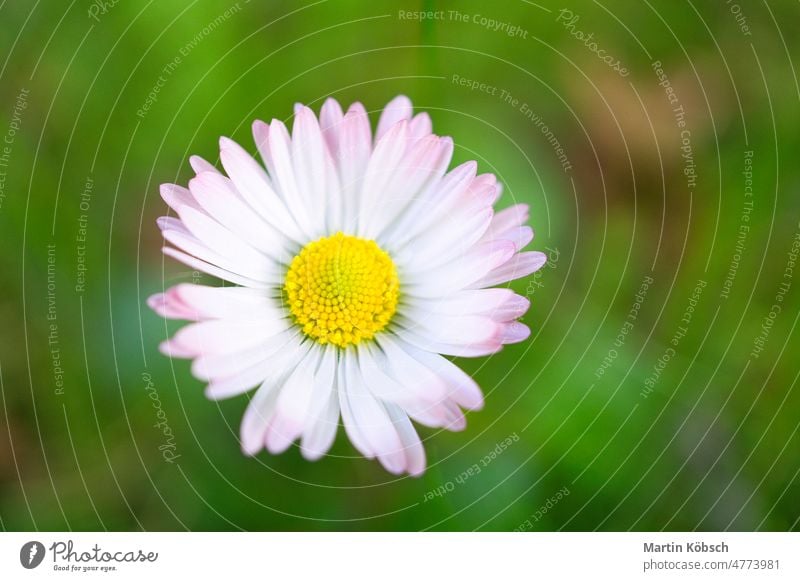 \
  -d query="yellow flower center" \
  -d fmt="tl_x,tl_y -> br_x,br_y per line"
284,232 -> 399,348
